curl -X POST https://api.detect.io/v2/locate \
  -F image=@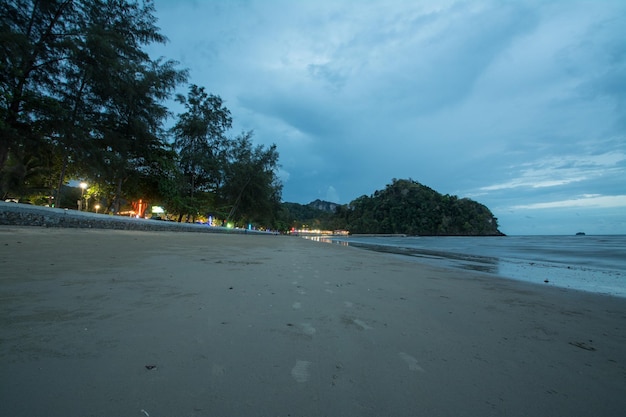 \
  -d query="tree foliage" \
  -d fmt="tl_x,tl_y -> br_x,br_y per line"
171,84 -> 232,219
170,86 -> 282,224
219,131 -> 282,225
1,0 -> 80,195
1,0 -> 284,228
0,0 -> 186,208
